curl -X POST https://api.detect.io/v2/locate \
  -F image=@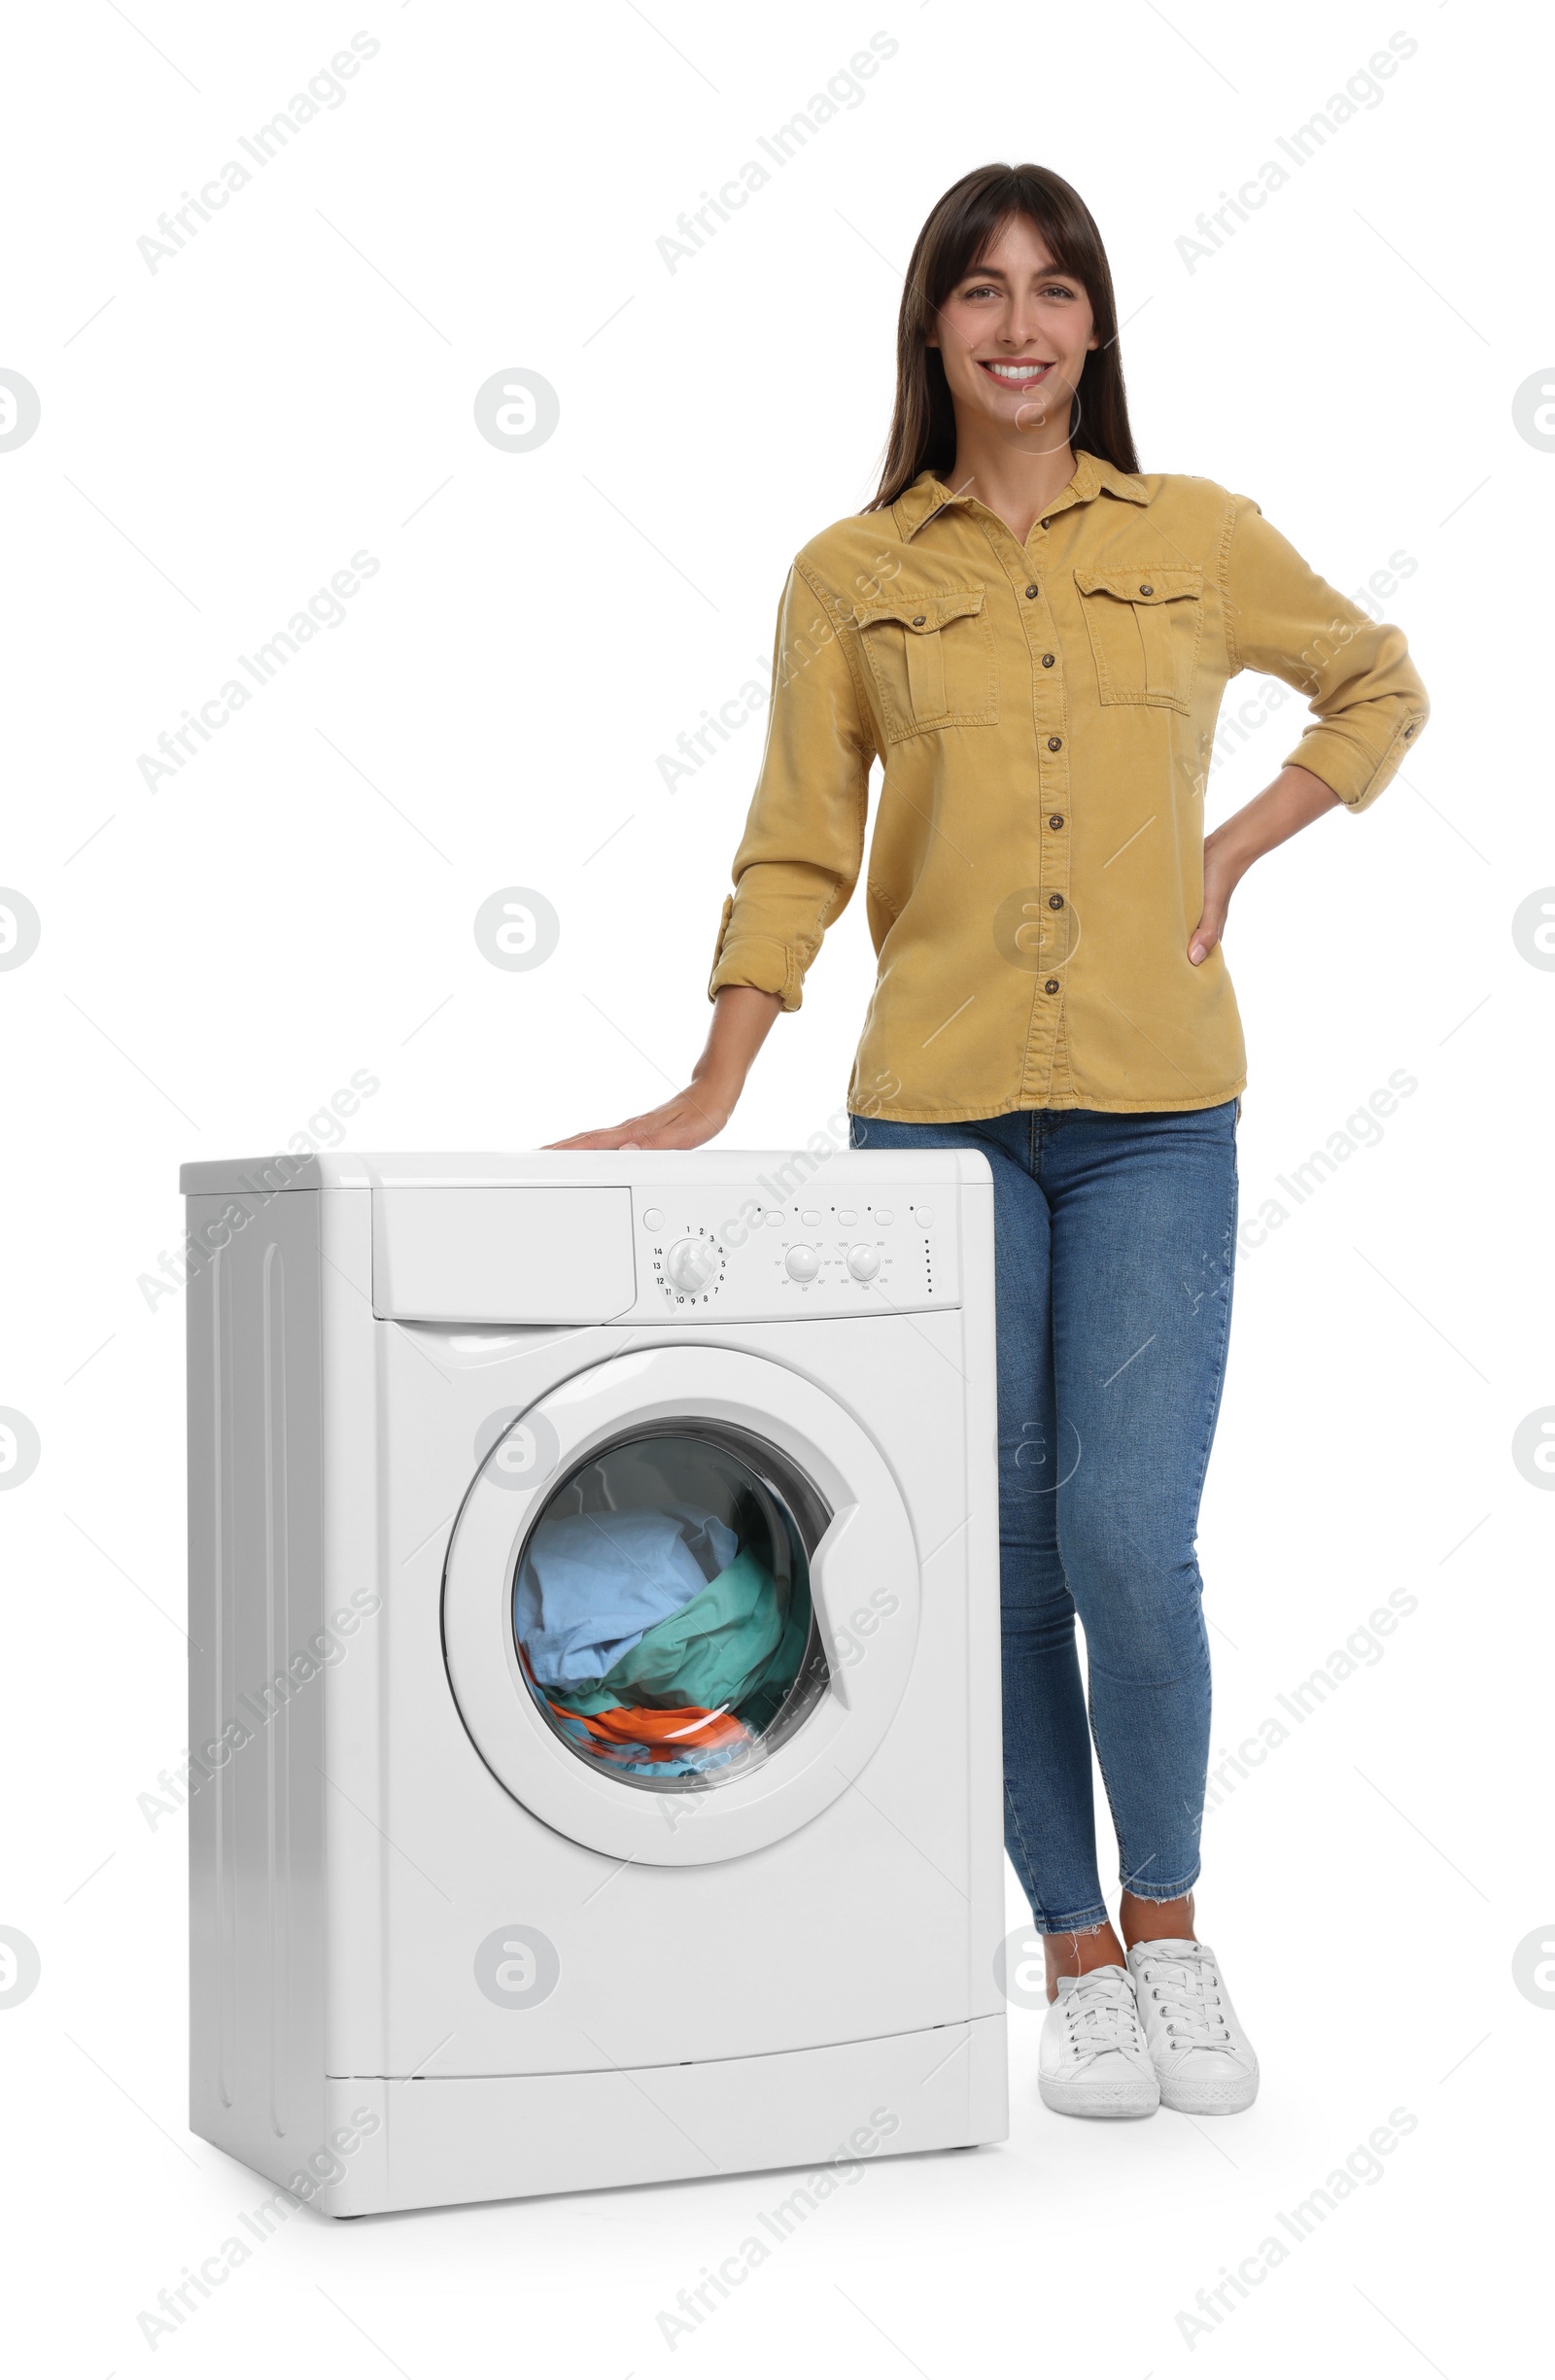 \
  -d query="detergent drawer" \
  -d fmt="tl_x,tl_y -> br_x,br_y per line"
371,1186 -> 636,1323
